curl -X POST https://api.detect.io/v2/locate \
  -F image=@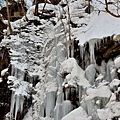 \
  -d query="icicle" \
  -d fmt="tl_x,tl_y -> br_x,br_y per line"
14,67 -> 18,79
62,100 -> 73,117
89,39 -> 96,63
54,104 -> 62,120
11,64 -> 15,76
21,70 -> 25,81
10,91 -> 15,120
15,95 -> 20,120
65,88 -> 69,100
20,95 -> 25,113
46,91 -> 56,117
105,37 -> 108,43
80,46 -> 84,61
